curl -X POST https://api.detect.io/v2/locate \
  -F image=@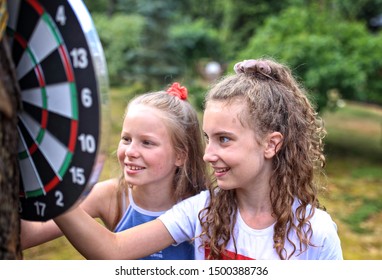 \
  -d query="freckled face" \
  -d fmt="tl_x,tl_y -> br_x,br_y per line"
117,105 -> 181,188
203,100 -> 269,191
